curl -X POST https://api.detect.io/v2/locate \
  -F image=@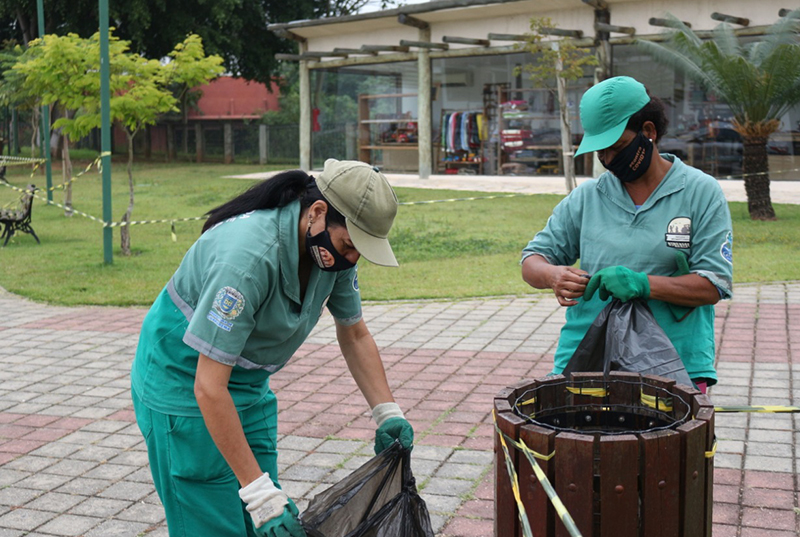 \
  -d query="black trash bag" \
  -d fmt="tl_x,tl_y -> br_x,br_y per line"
300,442 -> 434,537
563,298 -> 693,386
